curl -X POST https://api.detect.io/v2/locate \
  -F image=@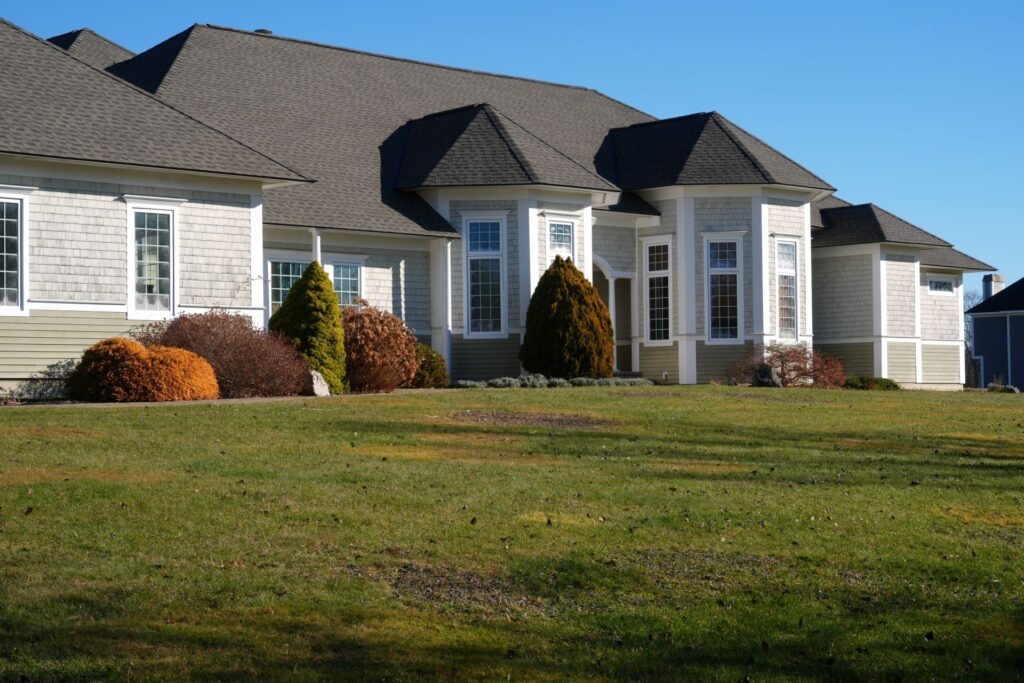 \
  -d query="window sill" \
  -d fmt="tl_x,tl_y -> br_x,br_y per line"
464,332 -> 509,341
704,338 -> 745,346
644,338 -> 674,347
0,307 -> 29,318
